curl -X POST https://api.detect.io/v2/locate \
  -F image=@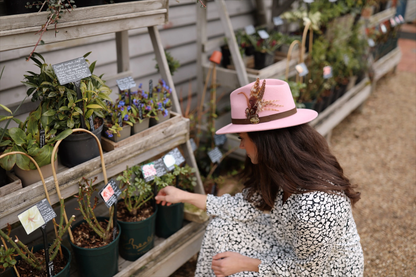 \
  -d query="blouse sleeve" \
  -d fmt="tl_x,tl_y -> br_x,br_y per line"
258,192 -> 345,276
205,193 -> 264,222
